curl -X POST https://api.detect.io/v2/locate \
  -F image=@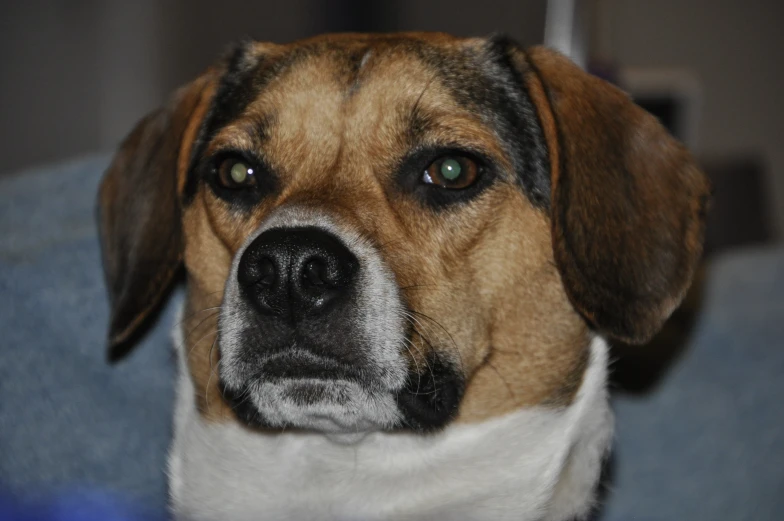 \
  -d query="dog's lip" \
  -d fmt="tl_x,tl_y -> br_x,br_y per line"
256,351 -> 362,383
